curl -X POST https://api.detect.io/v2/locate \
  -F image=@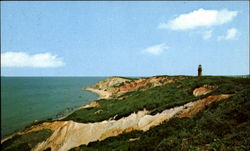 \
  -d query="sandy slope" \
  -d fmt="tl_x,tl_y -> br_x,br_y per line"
85,87 -> 112,99
32,94 -> 232,151
2,77 -> 229,151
